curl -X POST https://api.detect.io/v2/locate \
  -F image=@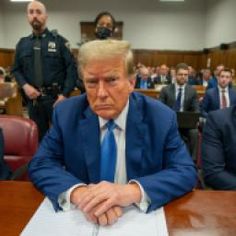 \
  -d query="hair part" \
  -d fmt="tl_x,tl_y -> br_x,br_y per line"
78,40 -> 135,79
